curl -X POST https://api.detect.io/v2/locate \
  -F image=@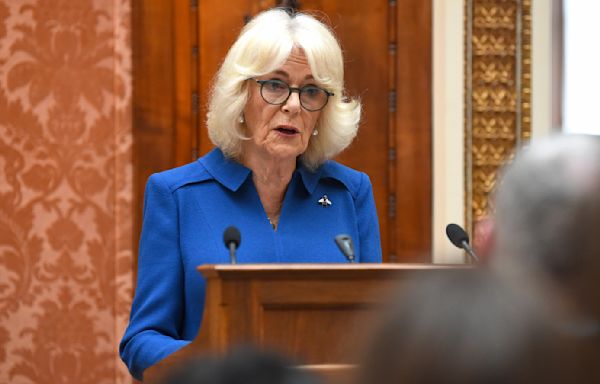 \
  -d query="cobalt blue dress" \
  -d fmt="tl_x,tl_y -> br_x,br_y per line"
119,148 -> 382,380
